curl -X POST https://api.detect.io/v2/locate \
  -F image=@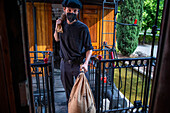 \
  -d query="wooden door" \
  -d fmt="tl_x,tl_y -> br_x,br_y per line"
26,3 -> 53,52
102,8 -> 115,48
0,0 -> 33,112
81,5 -> 101,50
26,2 -> 52,63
